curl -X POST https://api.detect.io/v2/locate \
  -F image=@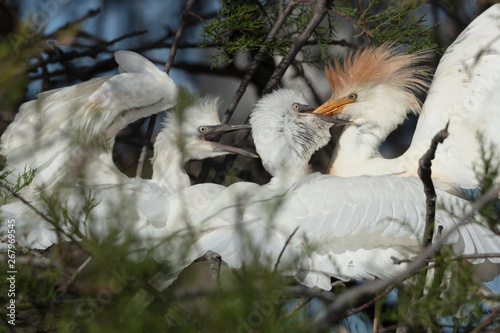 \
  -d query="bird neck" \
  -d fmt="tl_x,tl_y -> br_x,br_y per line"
267,160 -> 310,191
151,134 -> 191,192
330,118 -> 395,176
